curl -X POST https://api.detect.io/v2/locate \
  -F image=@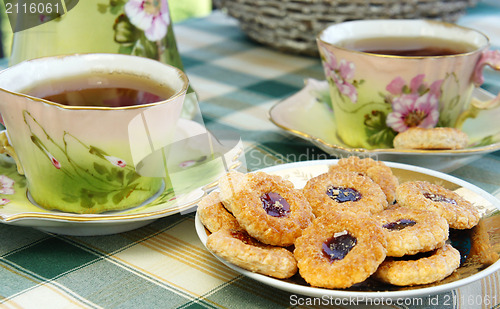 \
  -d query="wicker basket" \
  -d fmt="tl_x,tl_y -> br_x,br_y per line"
215,0 -> 479,56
